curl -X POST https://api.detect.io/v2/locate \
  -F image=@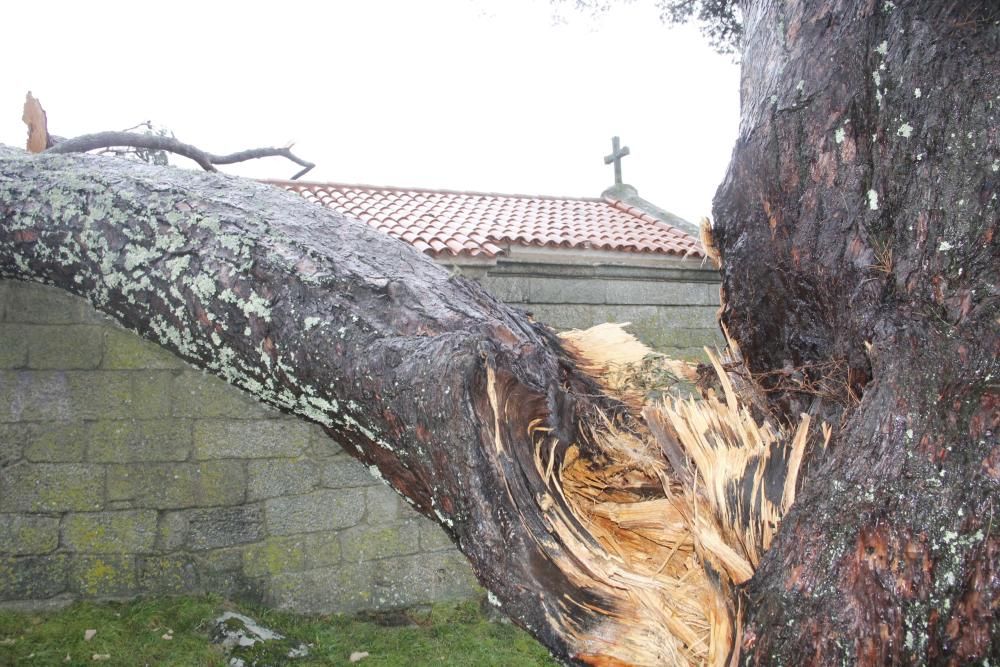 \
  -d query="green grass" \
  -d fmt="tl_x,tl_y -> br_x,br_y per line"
0,596 -> 558,666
